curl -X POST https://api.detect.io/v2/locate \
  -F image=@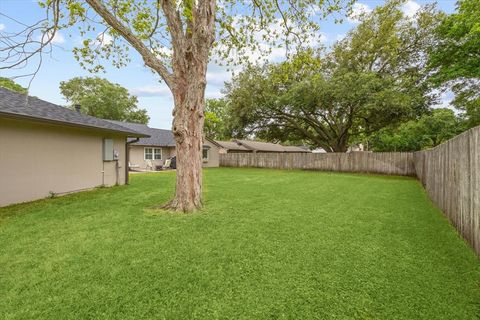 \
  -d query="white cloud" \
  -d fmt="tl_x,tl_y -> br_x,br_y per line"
433,90 -> 454,110
37,30 -> 65,44
205,88 -> 225,99
96,32 -> 113,46
0,24 -> 5,31
347,3 -> 372,23
402,0 -> 421,18
335,33 -> 346,41
206,69 -> 233,86
319,33 -> 328,44
130,85 -> 171,97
